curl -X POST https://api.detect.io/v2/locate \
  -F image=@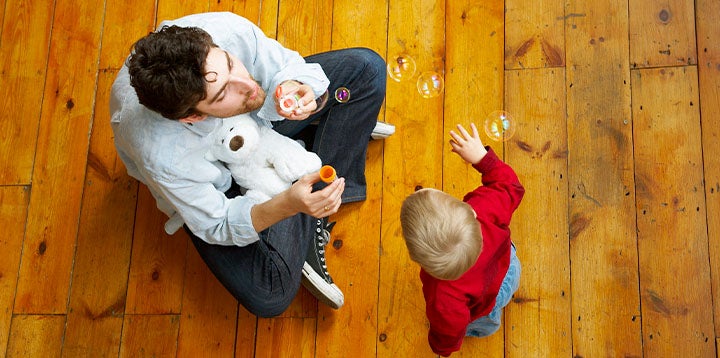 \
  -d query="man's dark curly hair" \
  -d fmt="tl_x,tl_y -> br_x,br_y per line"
127,26 -> 216,119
